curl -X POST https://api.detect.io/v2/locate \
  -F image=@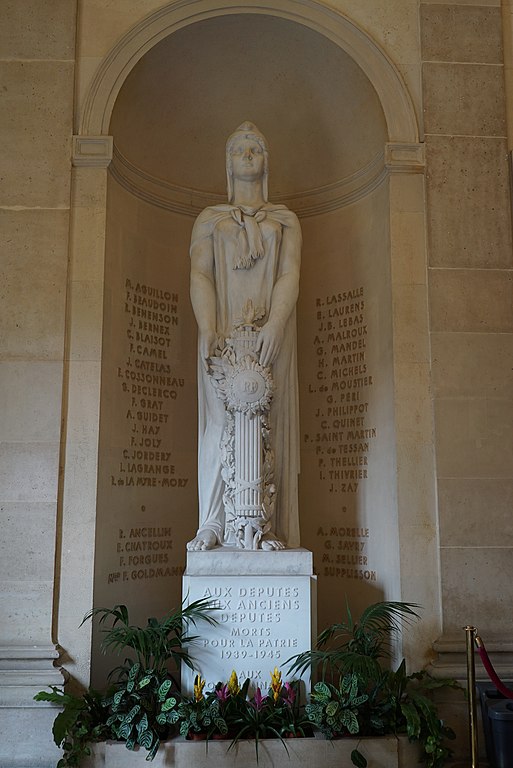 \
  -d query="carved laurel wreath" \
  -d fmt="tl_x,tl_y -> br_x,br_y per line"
209,353 -> 274,415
